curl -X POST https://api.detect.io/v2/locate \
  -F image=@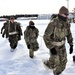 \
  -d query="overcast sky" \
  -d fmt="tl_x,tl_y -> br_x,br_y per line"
0,0 -> 75,16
